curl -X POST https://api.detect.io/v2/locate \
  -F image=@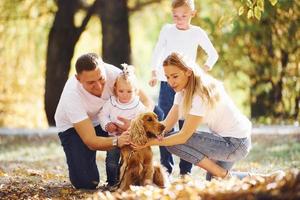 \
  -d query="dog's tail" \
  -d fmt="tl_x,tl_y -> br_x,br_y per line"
153,163 -> 169,188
